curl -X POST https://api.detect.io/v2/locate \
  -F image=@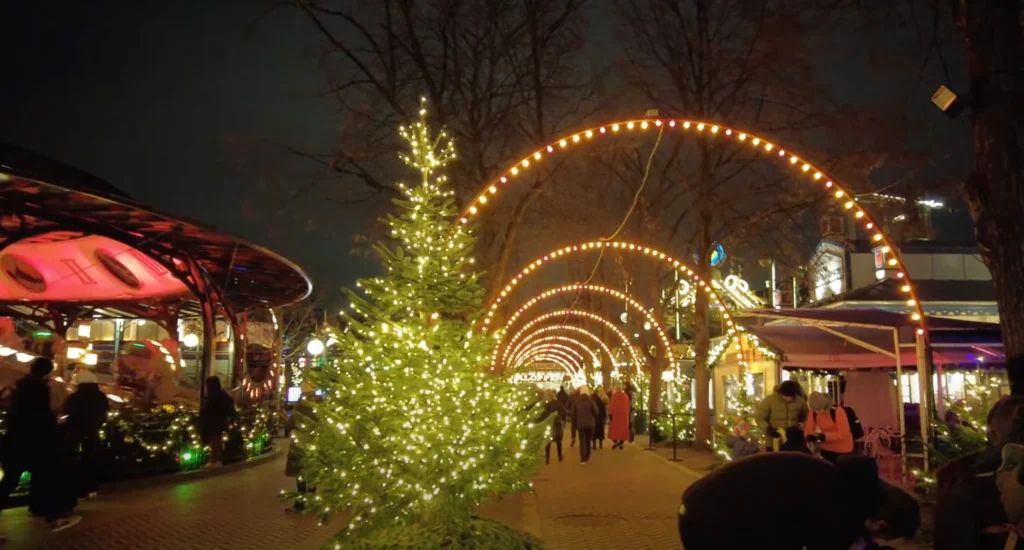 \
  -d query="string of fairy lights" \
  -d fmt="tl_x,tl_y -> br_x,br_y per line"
460,118 -> 928,336
509,336 -> 600,369
507,325 -> 616,368
501,309 -> 643,370
498,283 -> 674,371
